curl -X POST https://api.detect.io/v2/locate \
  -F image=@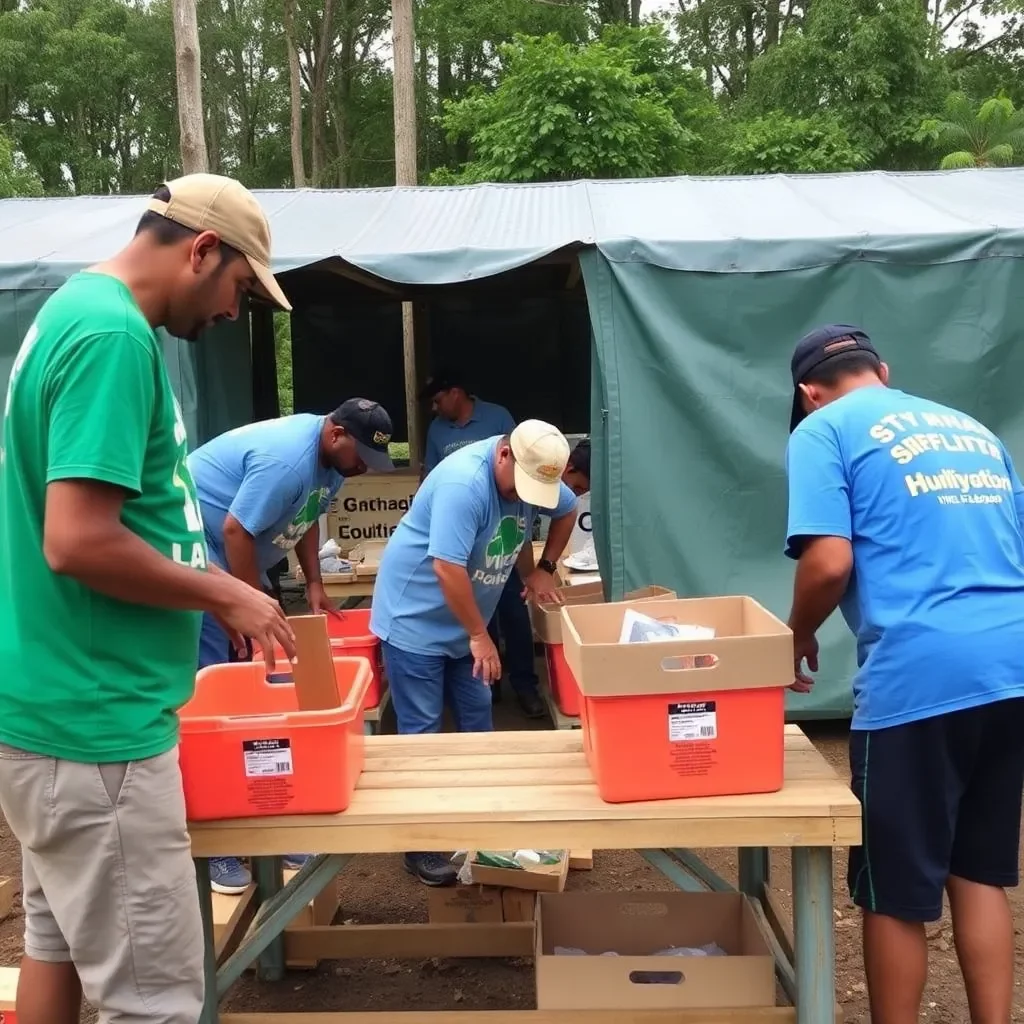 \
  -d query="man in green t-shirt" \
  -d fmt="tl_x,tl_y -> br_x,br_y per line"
0,174 -> 297,1024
